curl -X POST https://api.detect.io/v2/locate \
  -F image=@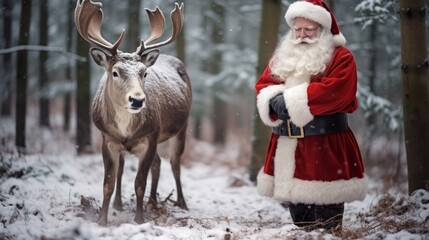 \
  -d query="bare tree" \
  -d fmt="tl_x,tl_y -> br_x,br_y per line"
366,21 -> 378,129
191,1 -> 209,141
249,0 -> 282,181
75,16 -> 92,154
1,0 -> 13,117
63,0 -> 74,132
15,0 -> 32,153
176,0 -> 186,64
126,0 -> 140,52
39,0 -> 50,128
208,1 -> 227,145
399,0 -> 429,193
